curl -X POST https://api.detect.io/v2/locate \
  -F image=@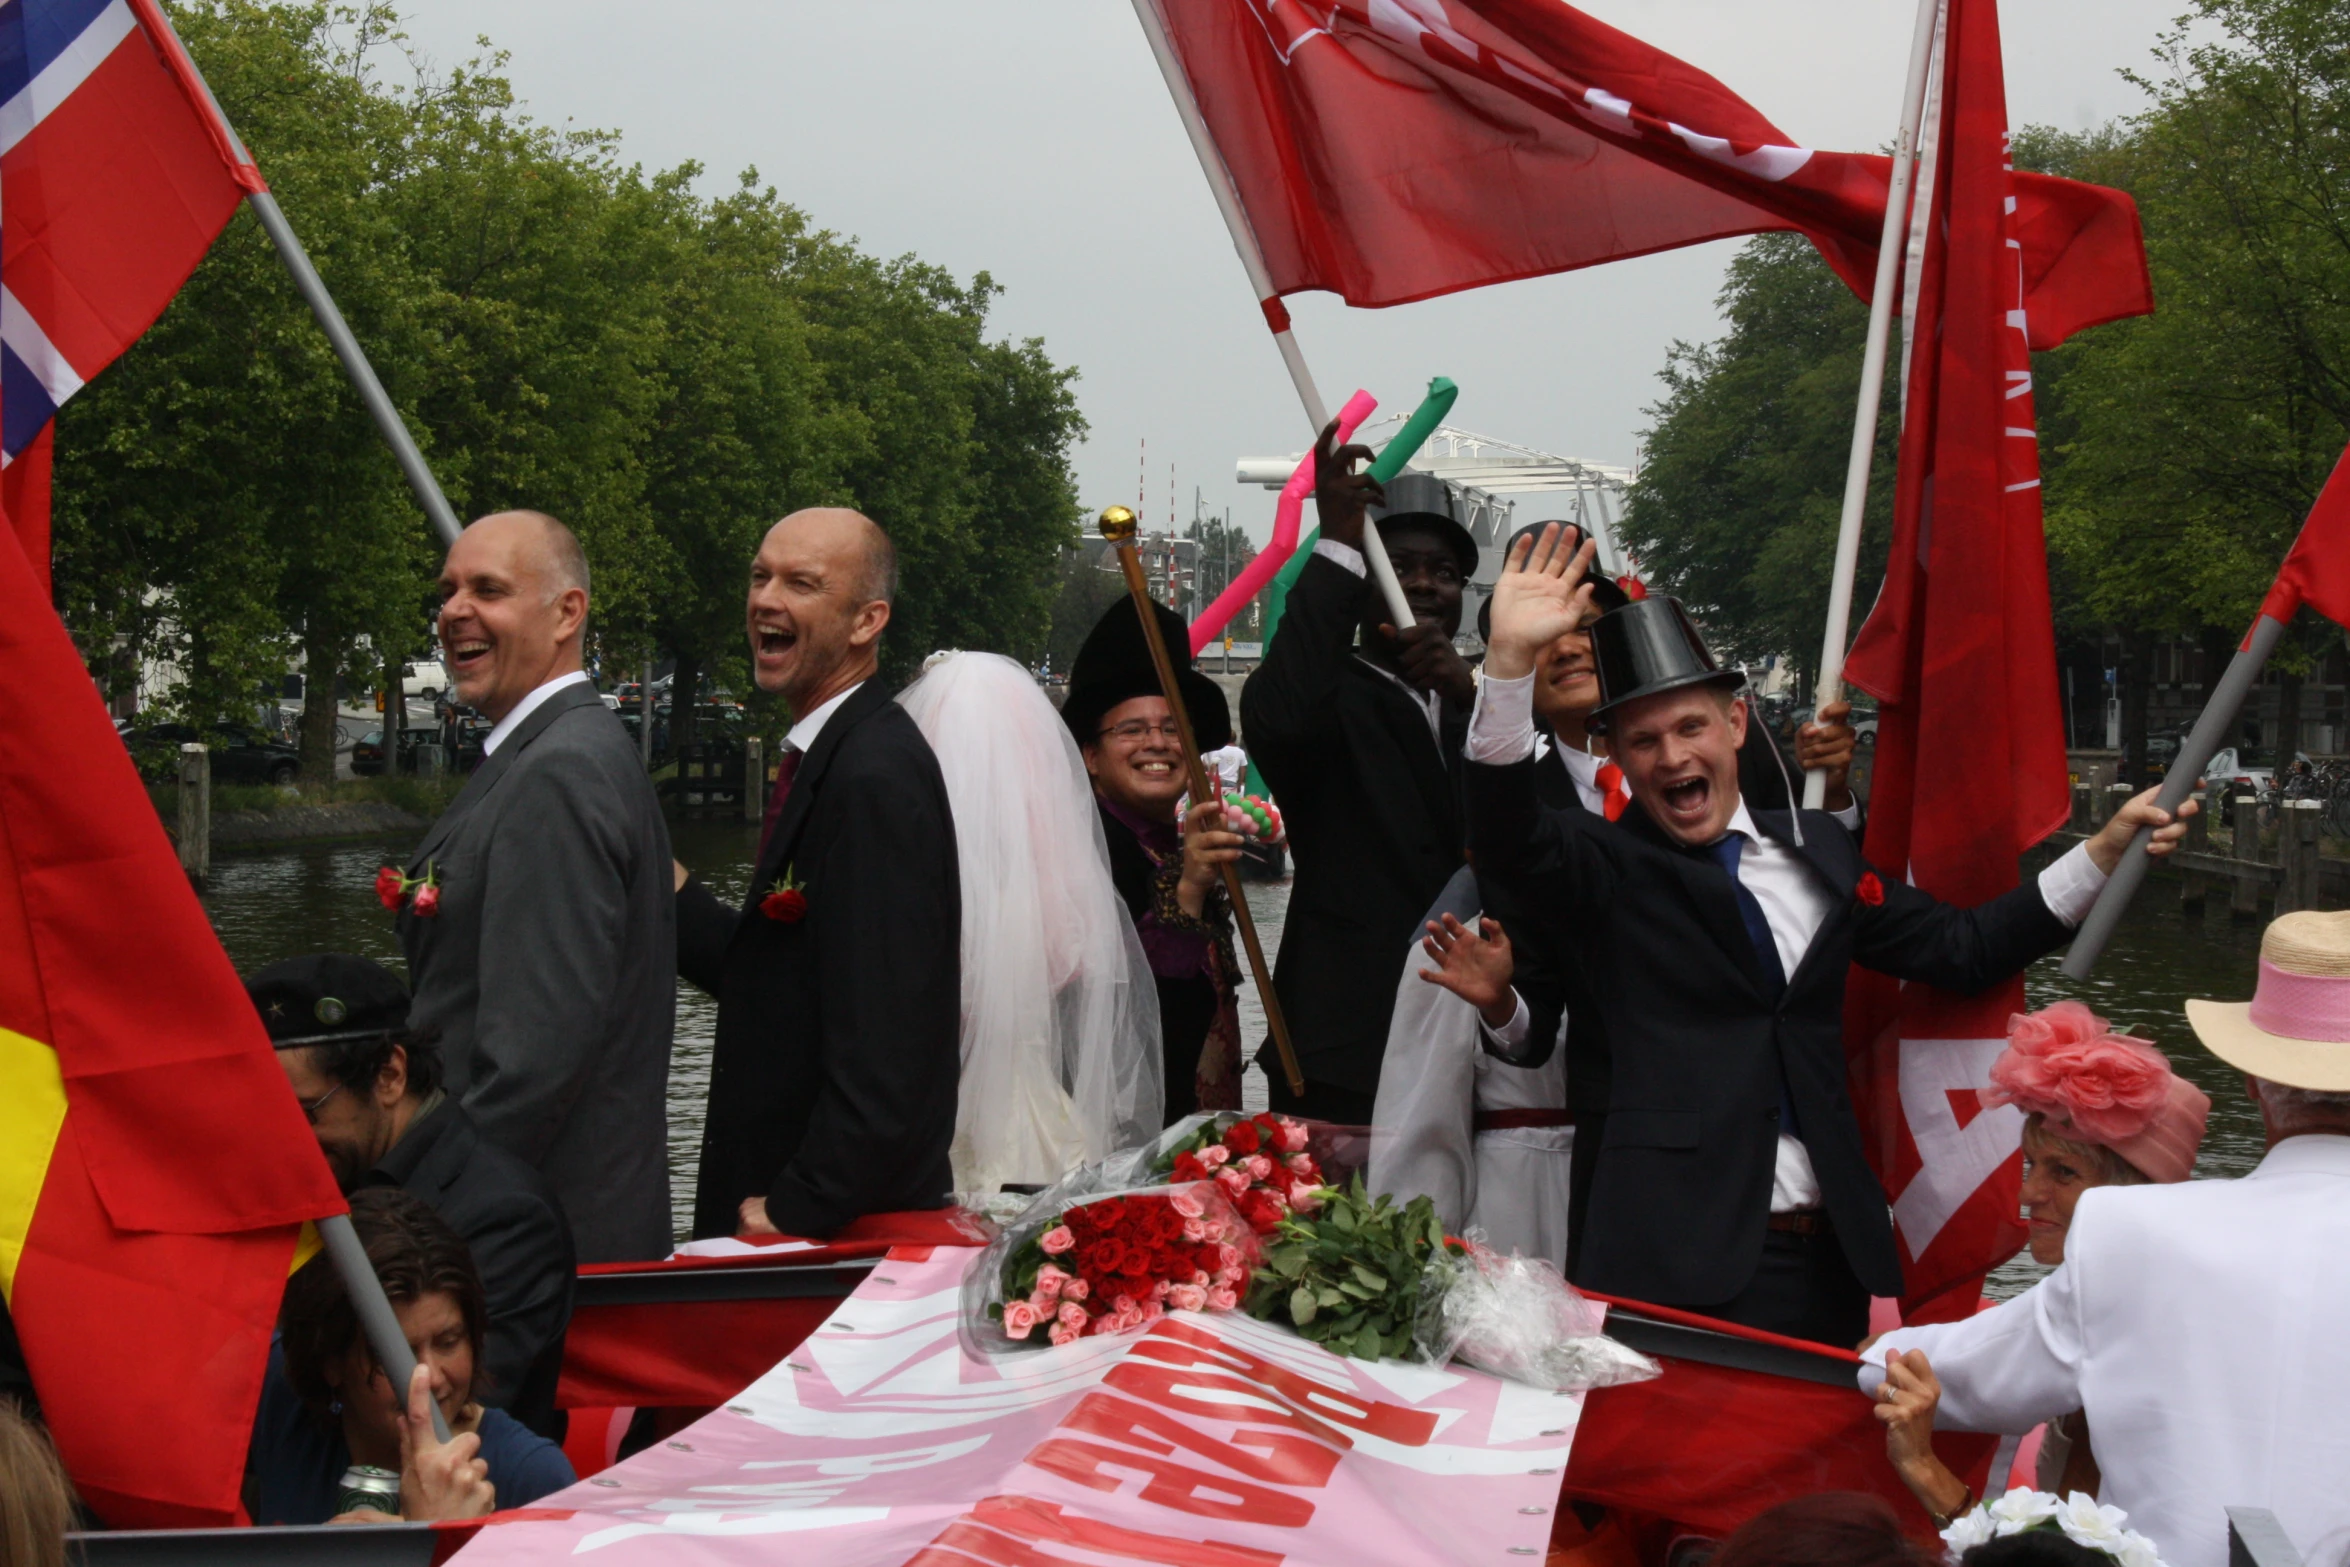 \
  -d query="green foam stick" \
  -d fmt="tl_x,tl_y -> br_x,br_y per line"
1366,376 -> 1457,484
